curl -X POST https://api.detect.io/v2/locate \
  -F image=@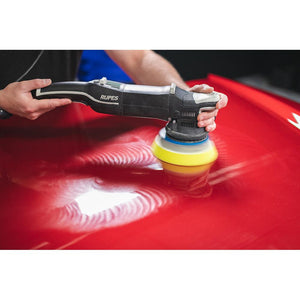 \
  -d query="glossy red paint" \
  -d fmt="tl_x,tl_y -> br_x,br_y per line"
0,74 -> 299,249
